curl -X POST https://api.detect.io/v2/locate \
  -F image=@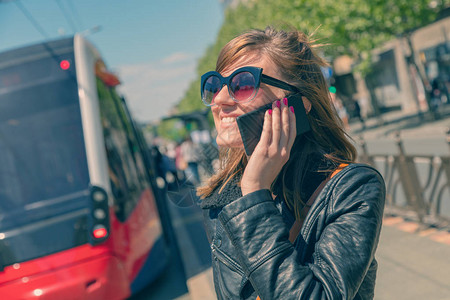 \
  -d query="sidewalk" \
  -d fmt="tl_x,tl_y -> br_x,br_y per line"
348,105 -> 450,141
375,217 -> 450,300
